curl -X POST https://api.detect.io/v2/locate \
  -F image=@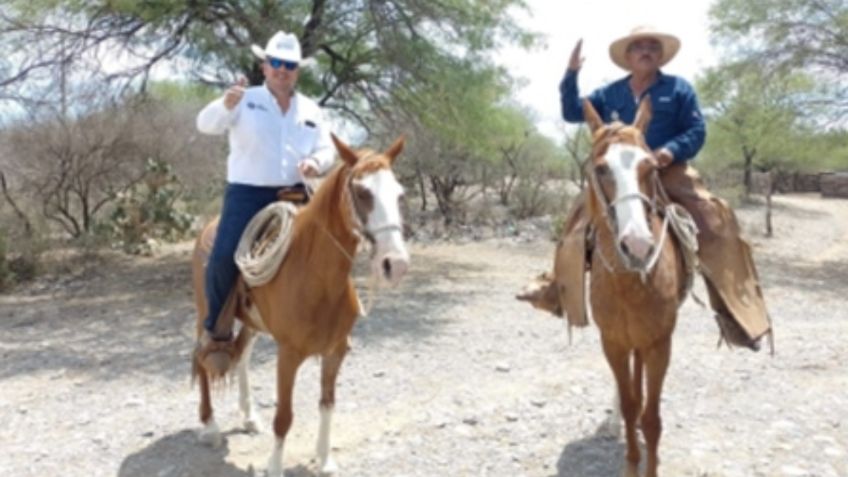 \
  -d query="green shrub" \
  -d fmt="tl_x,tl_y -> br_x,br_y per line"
104,159 -> 193,255
0,227 -> 44,290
